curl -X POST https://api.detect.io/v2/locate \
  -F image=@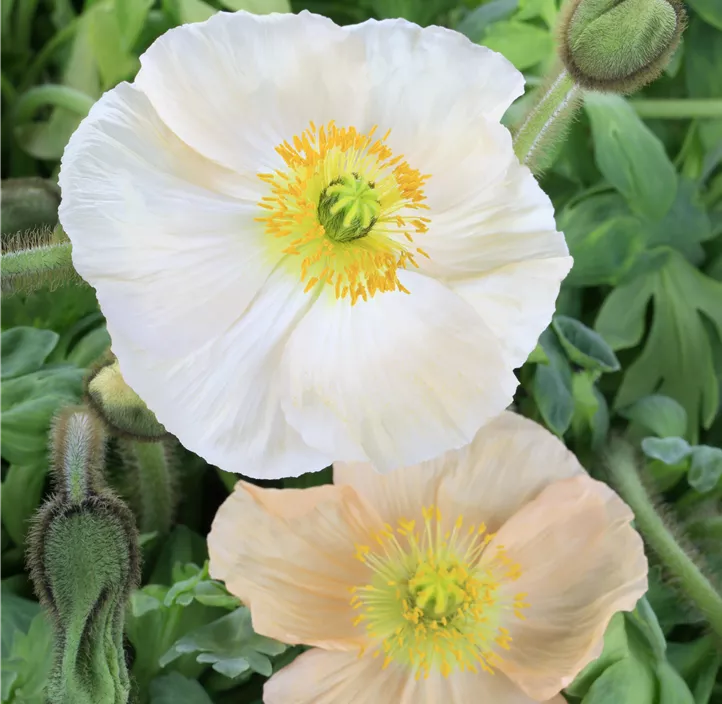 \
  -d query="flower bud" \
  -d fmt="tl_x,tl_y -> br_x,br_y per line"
27,407 -> 140,704
560,0 -> 685,93
86,357 -> 167,441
